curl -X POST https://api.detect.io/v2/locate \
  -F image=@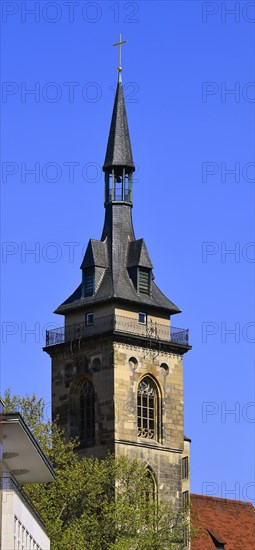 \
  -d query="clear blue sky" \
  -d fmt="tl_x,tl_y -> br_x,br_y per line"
1,1 -> 254,501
